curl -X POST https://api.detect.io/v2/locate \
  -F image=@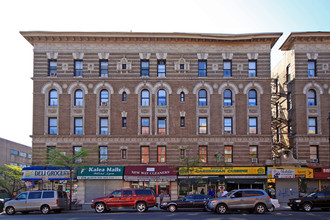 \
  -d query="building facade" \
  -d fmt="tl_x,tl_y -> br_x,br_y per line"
21,31 -> 281,203
0,137 -> 32,167
271,32 -> 330,202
